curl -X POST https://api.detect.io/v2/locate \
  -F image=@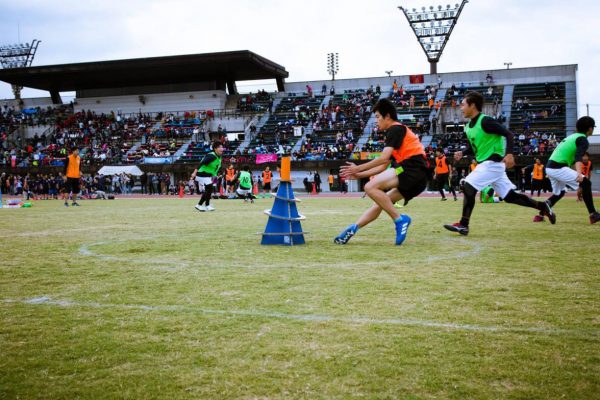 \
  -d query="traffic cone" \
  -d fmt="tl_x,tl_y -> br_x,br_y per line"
178,186 -> 184,198
312,182 -> 317,195
253,183 -> 259,196
219,184 -> 224,196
